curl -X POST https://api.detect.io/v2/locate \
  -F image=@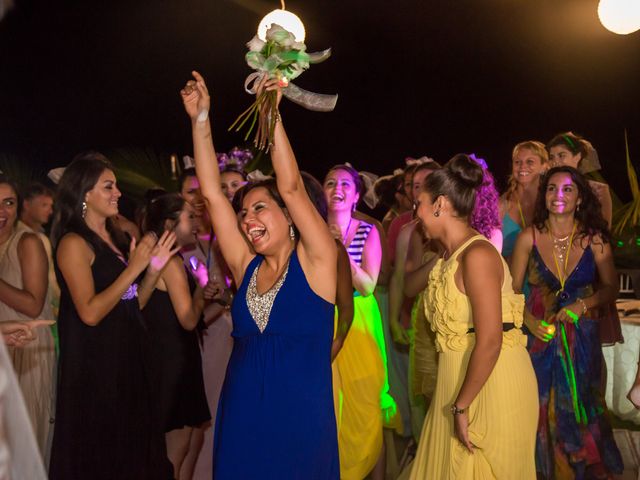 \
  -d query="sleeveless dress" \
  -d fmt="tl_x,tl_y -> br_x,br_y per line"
526,234 -> 623,478
142,266 -> 210,432
0,222 -> 55,459
333,221 -> 396,479
501,213 -> 522,259
214,250 -> 339,479
182,239 -> 234,480
409,250 -> 439,433
410,235 -> 538,479
49,241 -> 173,480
